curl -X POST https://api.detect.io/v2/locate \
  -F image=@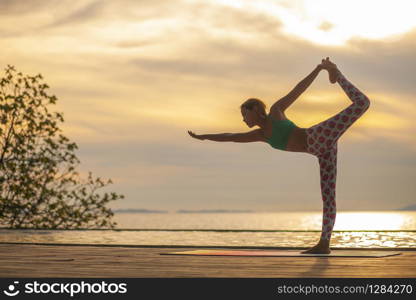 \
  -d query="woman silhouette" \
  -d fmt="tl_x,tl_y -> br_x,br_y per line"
188,57 -> 370,254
